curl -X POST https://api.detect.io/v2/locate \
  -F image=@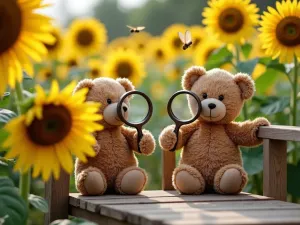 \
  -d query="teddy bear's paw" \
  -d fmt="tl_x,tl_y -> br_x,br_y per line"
138,131 -> 156,155
76,167 -> 107,195
115,166 -> 147,195
173,165 -> 205,195
159,126 -> 177,151
214,164 -> 248,194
